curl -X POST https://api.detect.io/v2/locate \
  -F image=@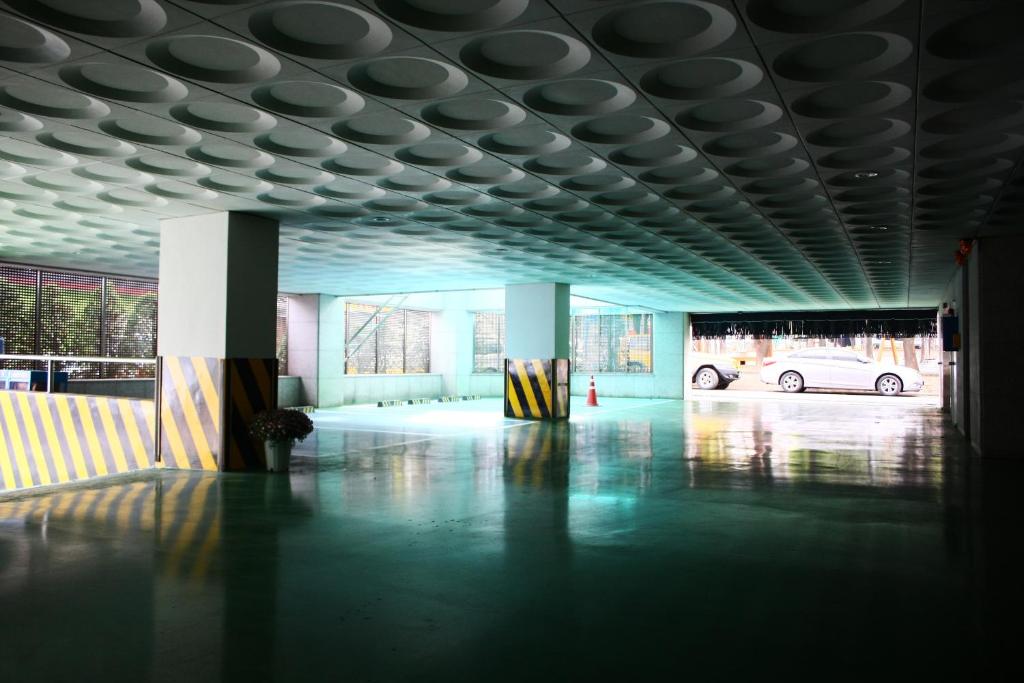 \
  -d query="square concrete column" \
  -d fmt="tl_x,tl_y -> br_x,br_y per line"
504,283 -> 570,419
157,212 -> 279,471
